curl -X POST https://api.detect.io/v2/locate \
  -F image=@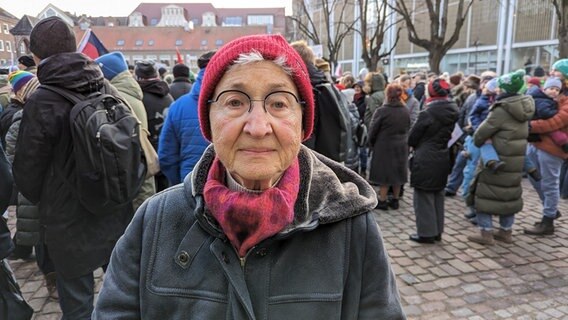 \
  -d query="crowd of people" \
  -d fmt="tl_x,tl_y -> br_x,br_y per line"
0,14 -> 566,319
